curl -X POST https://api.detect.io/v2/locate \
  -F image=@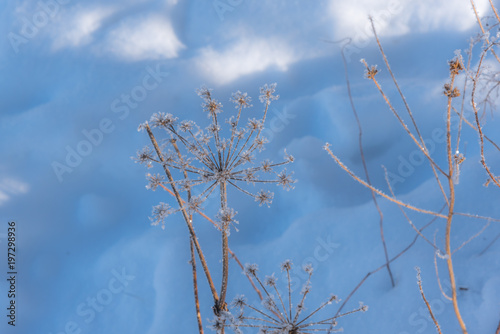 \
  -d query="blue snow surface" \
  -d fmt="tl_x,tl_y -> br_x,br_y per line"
0,0 -> 499,333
